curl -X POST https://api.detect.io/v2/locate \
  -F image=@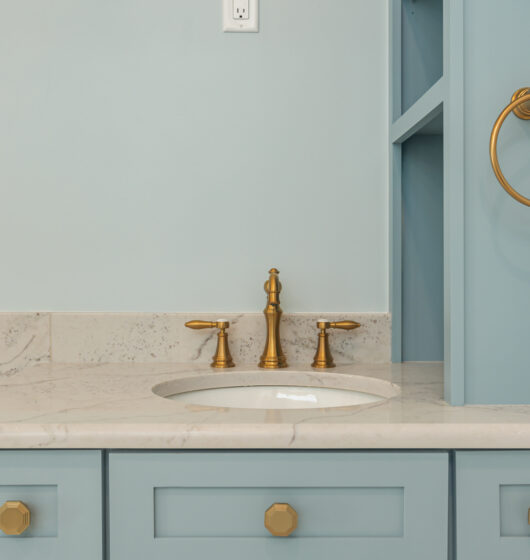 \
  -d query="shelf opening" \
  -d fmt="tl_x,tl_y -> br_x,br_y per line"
401,127 -> 444,361
401,0 -> 443,114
